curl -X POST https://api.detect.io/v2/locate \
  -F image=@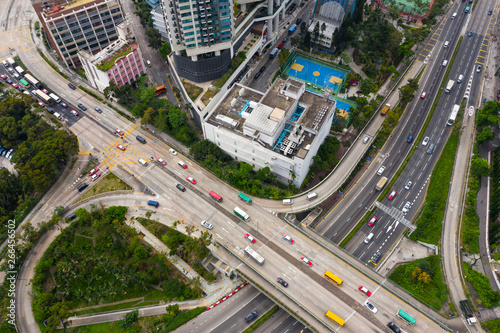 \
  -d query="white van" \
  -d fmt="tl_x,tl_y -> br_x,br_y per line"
307,192 -> 317,200
457,74 -> 464,83
2,60 -> 8,67
139,158 -> 148,166
282,199 -> 293,205
452,12 -> 457,19
364,233 -> 374,244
